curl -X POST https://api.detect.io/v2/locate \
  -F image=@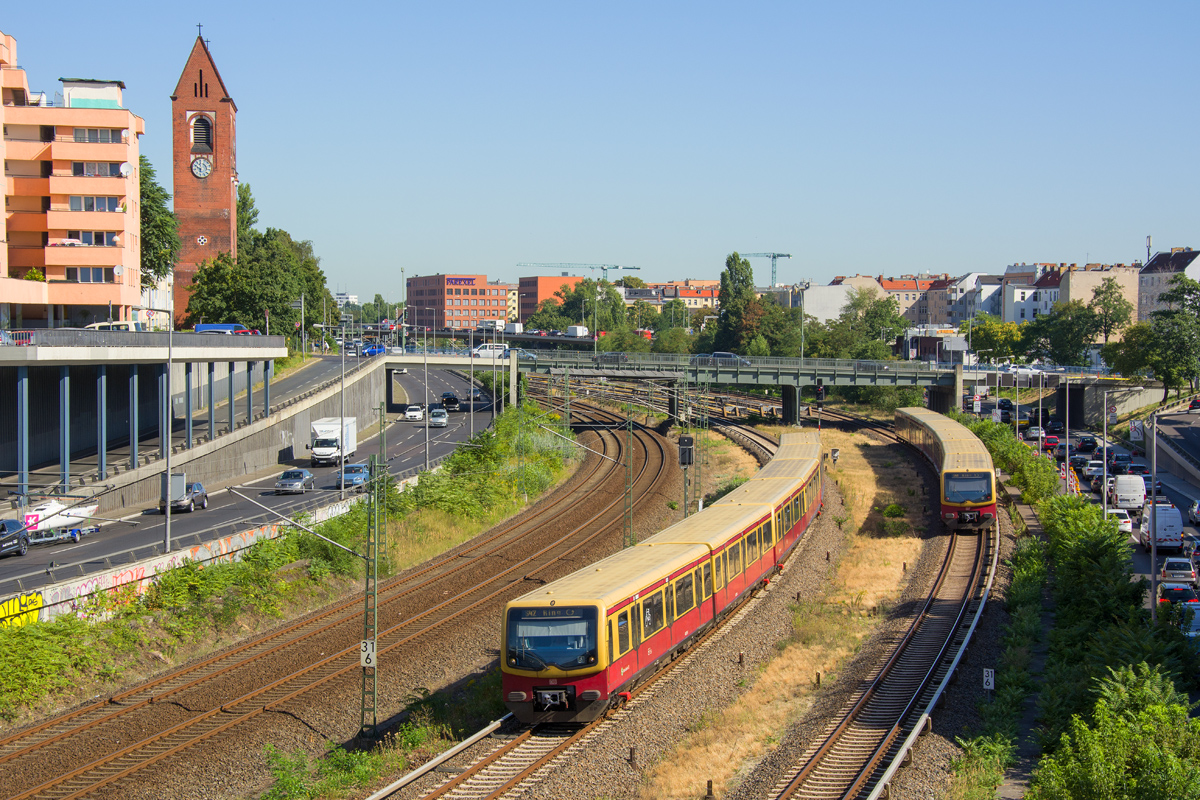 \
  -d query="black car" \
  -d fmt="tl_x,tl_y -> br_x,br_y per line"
159,482 -> 208,514
1078,436 -> 1098,453
0,519 -> 29,558
997,398 -> 1014,411
1045,420 -> 1065,434
1125,463 -> 1150,477
441,392 -> 460,411
1069,454 -> 1090,471
594,352 -> 629,365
